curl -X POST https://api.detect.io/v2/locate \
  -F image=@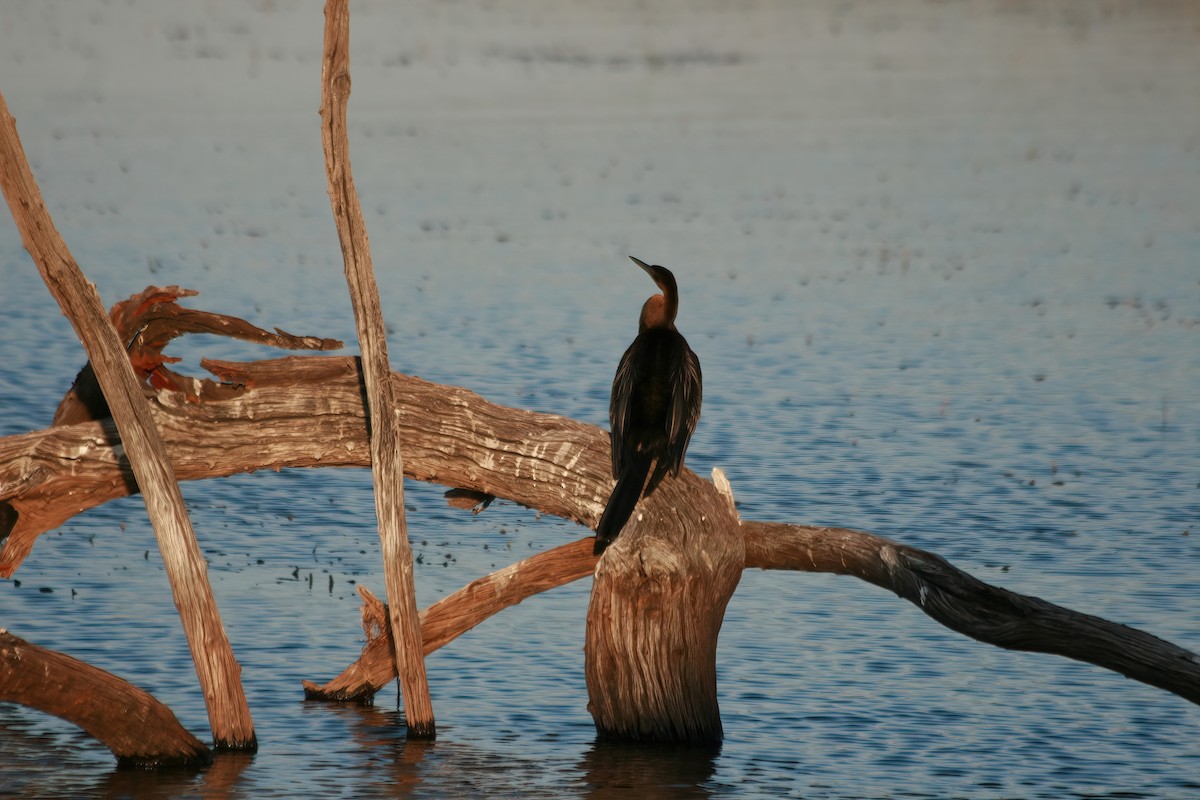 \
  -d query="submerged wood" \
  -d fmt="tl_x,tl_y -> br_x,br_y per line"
585,471 -> 742,744
0,630 -> 211,769
0,93 -> 256,752
320,0 -> 434,739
